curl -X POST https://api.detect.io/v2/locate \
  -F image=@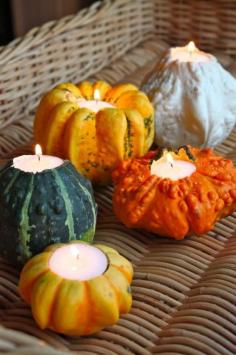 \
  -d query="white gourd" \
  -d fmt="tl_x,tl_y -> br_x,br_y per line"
142,46 -> 236,148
